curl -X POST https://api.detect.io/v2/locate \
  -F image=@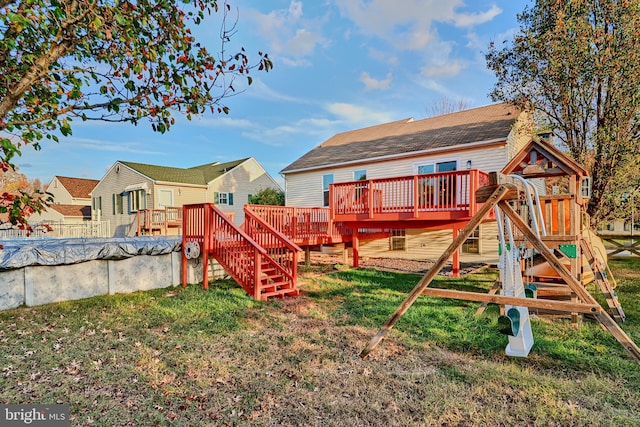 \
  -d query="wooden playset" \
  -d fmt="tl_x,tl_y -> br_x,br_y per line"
360,138 -> 640,364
